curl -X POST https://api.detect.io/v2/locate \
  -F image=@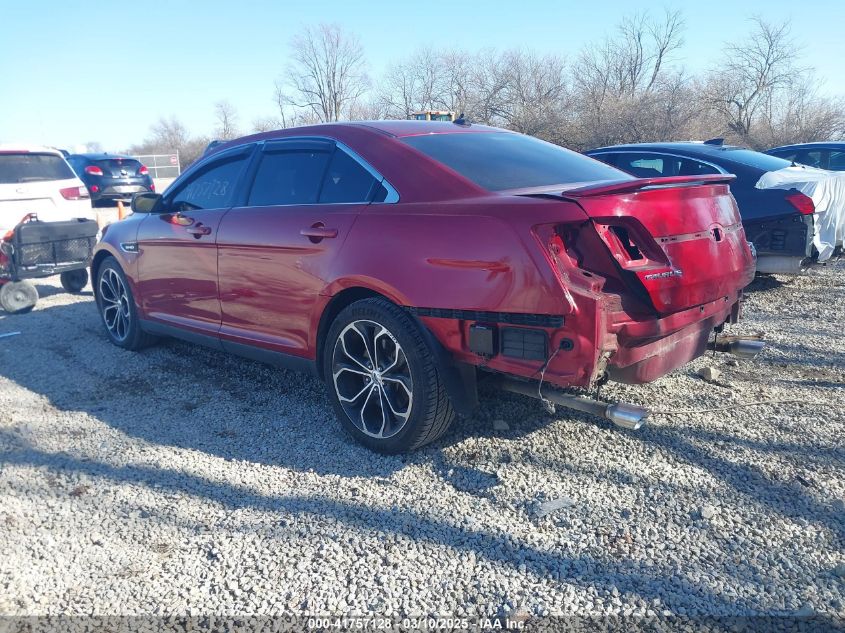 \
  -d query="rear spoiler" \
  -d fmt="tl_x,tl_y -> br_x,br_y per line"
561,174 -> 736,198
